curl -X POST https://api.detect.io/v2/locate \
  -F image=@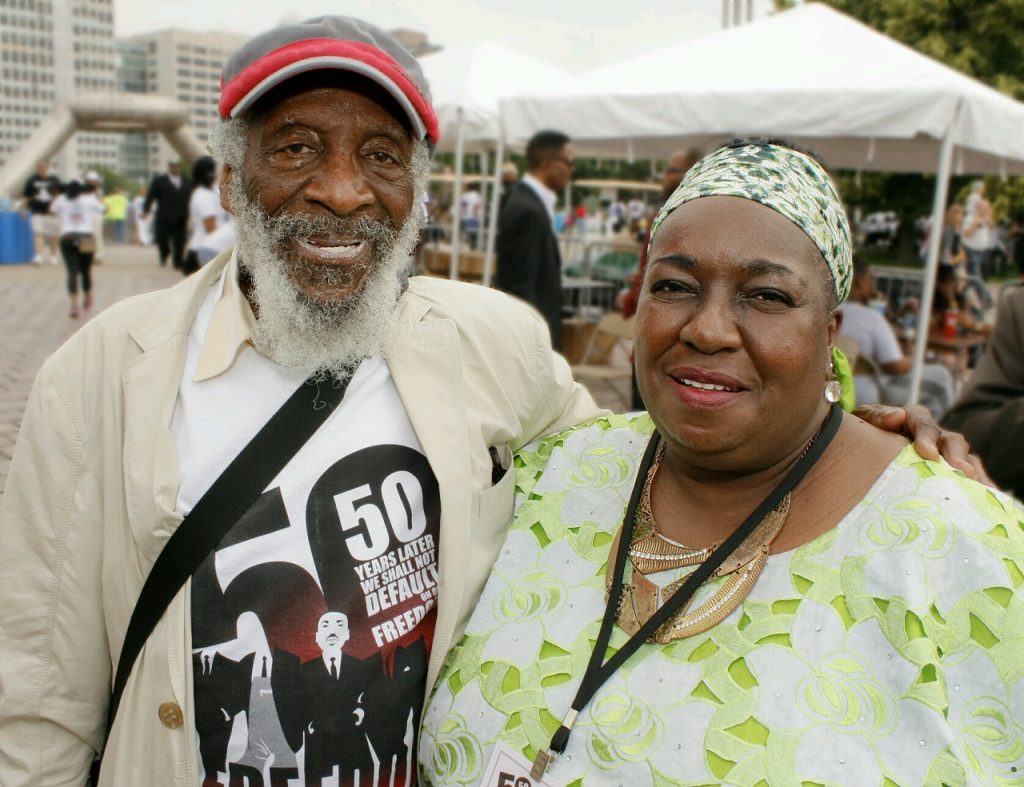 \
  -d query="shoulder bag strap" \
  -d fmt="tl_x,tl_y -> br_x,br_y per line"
103,372 -> 353,743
